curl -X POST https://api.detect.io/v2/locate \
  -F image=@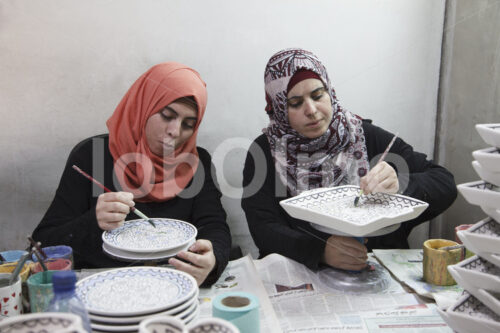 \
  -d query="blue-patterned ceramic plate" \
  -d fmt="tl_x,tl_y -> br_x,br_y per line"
102,218 -> 197,253
76,267 -> 197,316
280,185 -> 428,237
